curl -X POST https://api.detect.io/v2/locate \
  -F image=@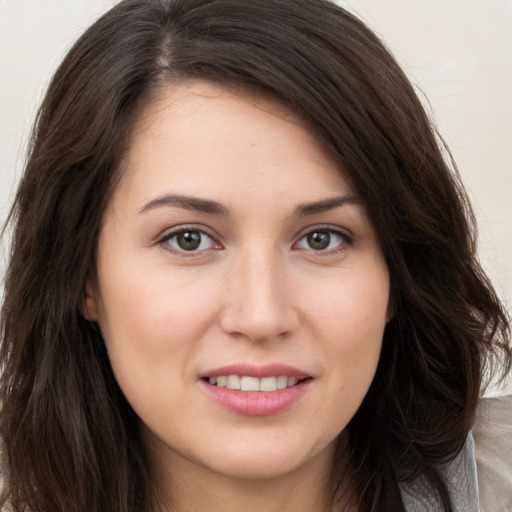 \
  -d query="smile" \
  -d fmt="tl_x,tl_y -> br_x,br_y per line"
201,365 -> 313,416
207,375 -> 301,391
